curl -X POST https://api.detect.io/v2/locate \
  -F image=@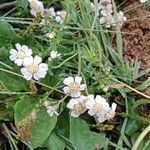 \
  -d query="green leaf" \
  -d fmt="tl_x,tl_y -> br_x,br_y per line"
43,132 -> 65,150
0,71 -> 29,91
0,19 -> 21,47
70,117 -> 108,150
17,0 -> 28,11
14,96 -> 57,148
